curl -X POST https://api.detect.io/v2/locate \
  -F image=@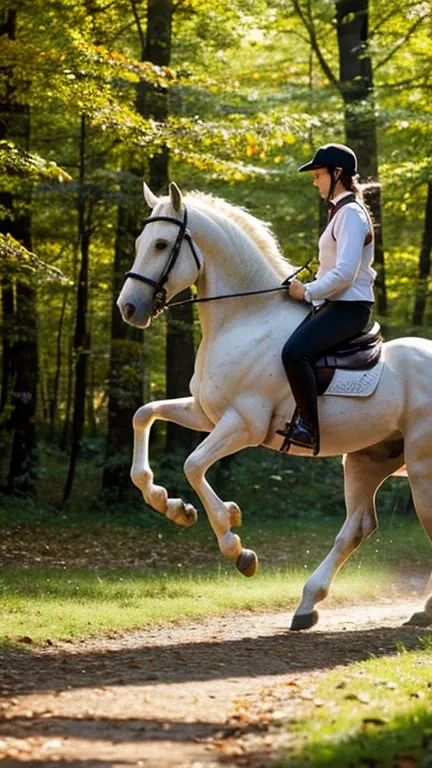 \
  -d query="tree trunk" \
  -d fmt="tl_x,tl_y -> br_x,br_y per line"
59,333 -> 73,452
412,181 -> 432,327
0,281 -> 14,415
8,280 -> 39,493
102,200 -> 144,497
103,0 -> 195,495
63,115 -> 91,502
0,8 -> 39,494
165,296 -> 195,455
142,0 -> 195,456
336,0 -> 387,314
87,352 -> 97,438
0,282 -> 14,486
49,288 -> 67,440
